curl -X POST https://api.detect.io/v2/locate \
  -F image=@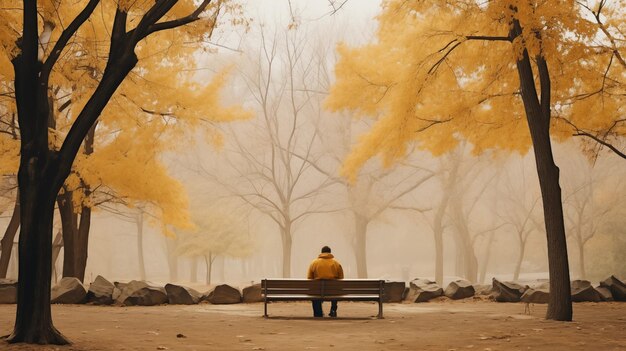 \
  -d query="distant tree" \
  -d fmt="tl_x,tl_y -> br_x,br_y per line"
175,206 -> 254,284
